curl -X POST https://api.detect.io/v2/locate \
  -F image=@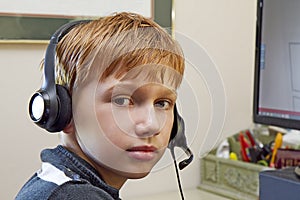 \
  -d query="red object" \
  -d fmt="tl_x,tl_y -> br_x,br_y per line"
239,132 -> 250,162
245,130 -> 256,147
